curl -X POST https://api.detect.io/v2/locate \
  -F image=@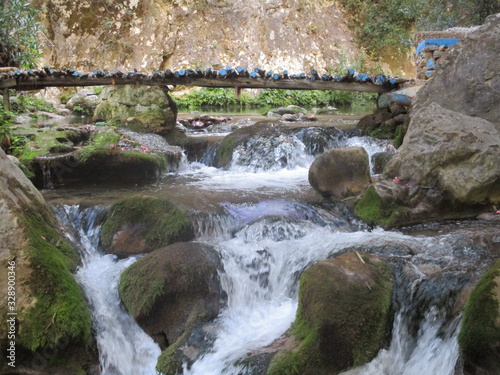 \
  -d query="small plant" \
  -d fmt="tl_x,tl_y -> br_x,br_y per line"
72,105 -> 94,116
11,94 -> 56,114
0,111 -> 14,151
